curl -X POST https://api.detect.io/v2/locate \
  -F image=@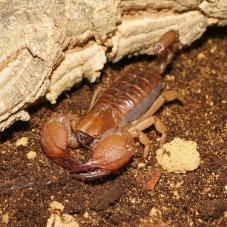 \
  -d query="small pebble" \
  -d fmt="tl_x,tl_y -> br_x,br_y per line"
137,162 -> 146,168
16,137 -> 28,147
150,207 -> 161,217
26,151 -> 37,159
46,213 -> 79,227
224,185 -> 227,192
166,74 -> 175,81
83,212 -> 89,219
210,45 -> 217,53
197,52 -> 206,60
49,201 -> 64,212
130,198 -> 136,204
224,211 -> 227,218
2,213 -> 9,224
